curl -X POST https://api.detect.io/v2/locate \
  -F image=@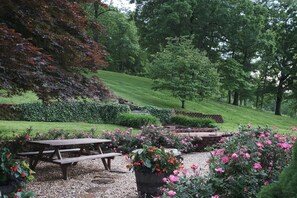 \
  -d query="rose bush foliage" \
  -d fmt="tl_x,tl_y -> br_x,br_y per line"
162,125 -> 295,198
